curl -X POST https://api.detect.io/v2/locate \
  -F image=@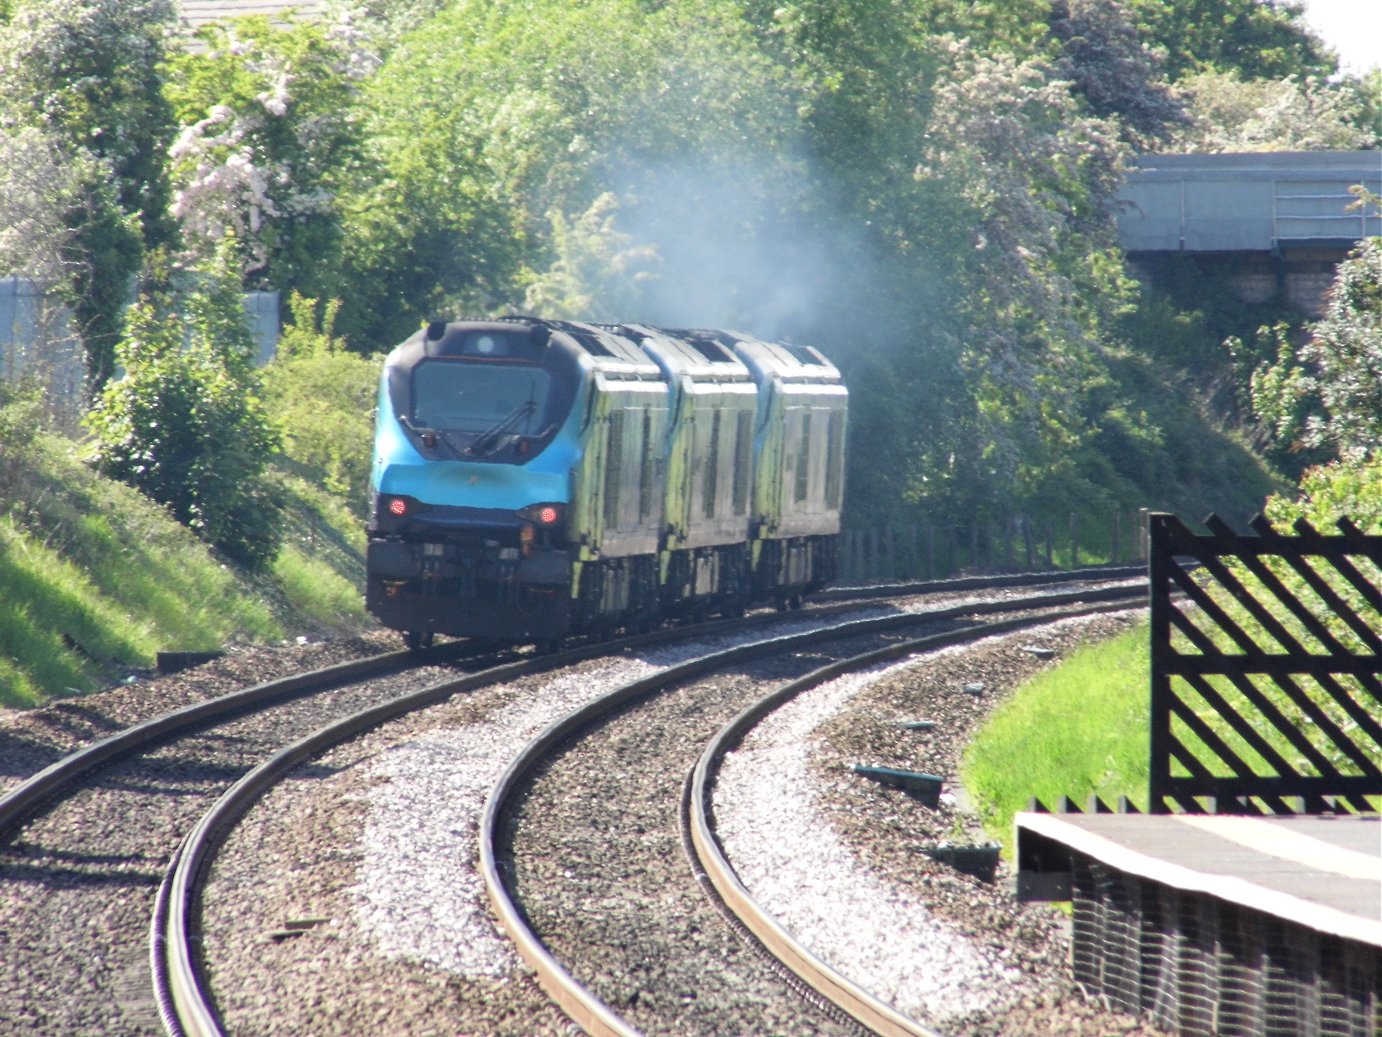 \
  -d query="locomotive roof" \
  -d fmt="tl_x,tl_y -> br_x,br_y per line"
391,317 -> 660,378
719,331 -> 843,386
608,324 -> 753,384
